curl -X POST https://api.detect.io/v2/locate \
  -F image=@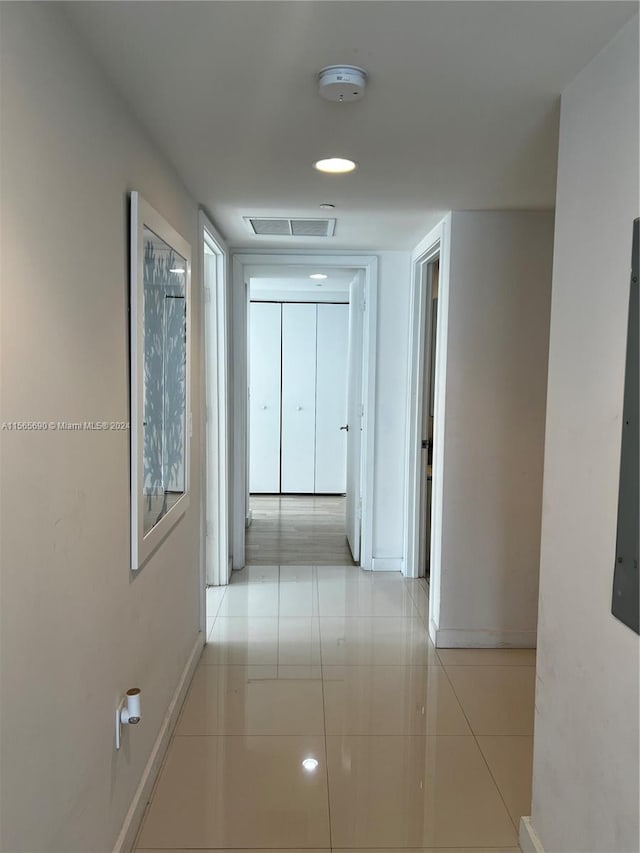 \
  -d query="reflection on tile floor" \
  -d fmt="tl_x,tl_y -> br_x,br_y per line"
135,567 -> 534,851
